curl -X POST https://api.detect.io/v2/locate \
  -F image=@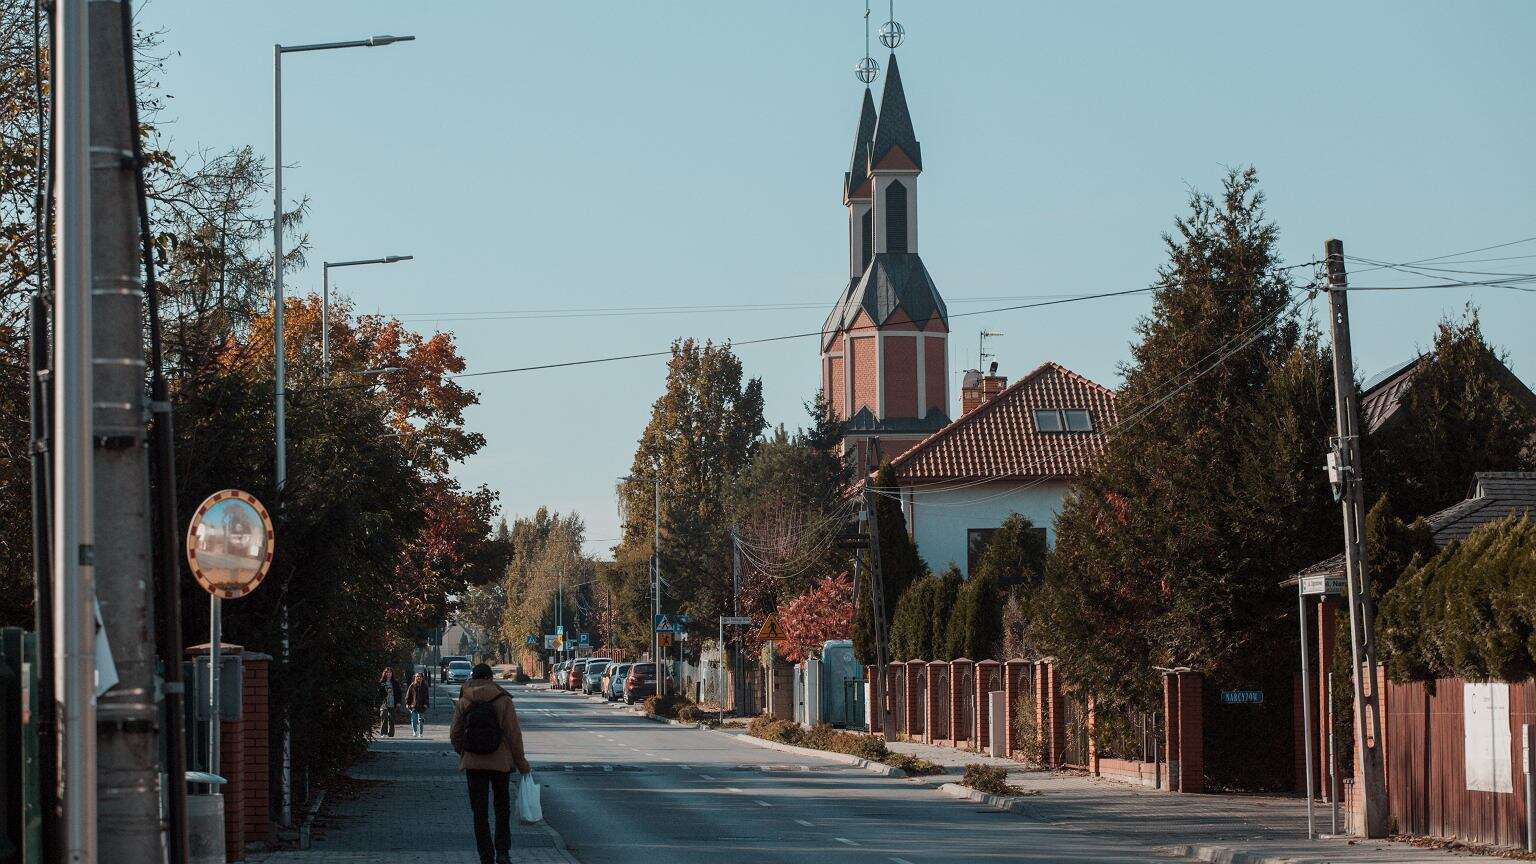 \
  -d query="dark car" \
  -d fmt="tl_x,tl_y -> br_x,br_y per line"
582,659 -> 611,695
624,662 -> 656,705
